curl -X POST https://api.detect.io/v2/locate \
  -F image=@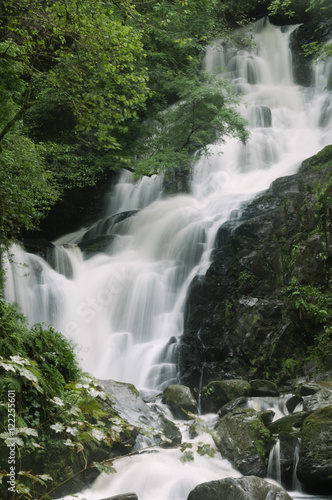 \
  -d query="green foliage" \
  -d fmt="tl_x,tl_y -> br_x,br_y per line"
0,298 -> 136,499
238,269 -> 257,292
0,132 -> 59,245
249,419 -> 273,459
127,71 -> 249,177
287,284 -> 331,324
